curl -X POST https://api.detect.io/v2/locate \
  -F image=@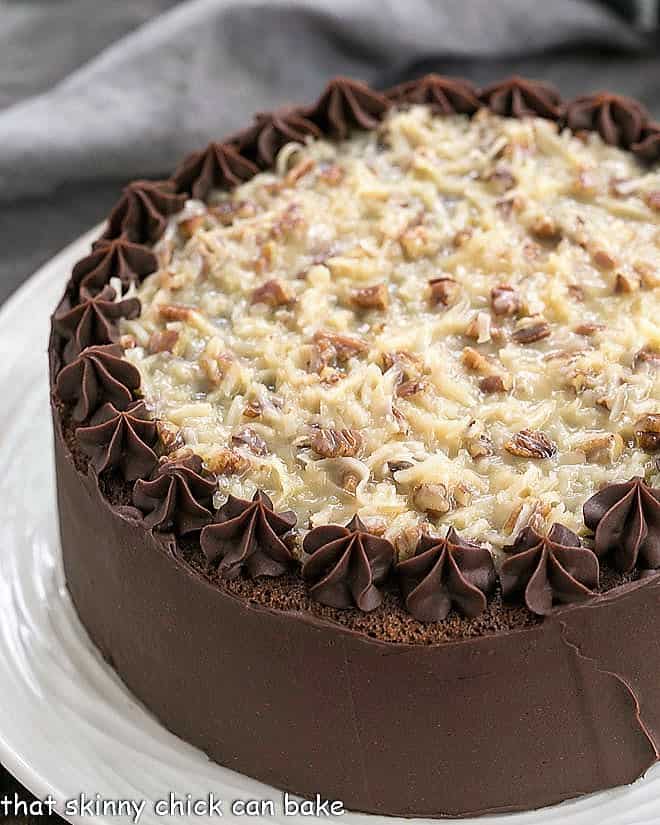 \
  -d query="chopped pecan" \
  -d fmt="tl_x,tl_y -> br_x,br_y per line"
393,525 -> 424,560
387,460 -> 414,474
633,348 -> 660,369
382,350 -> 422,378
412,483 -> 451,516
350,283 -> 389,311
485,165 -> 516,193
148,329 -> 179,354
270,204 -> 304,240
178,214 -> 205,240
646,191 -> 660,211
462,347 -> 512,390
204,448 -> 250,476
512,318 -> 551,345
231,427 -> 269,456
243,401 -> 262,419
634,415 -> 660,452
568,284 -> 585,302
574,323 -> 605,336
479,375 -> 509,394
592,249 -> 617,270
576,432 -> 624,464
119,334 -> 137,350
505,429 -> 557,459
312,330 -> 368,368
614,272 -> 640,294
530,215 -> 561,243
491,285 -> 520,316
396,379 -> 427,398
156,420 -> 185,454
464,419 -> 494,459
310,428 -> 363,458
200,343 -> 233,385
159,303 -> 193,321
453,228 -> 473,248
392,407 -> 411,435
465,311 -> 501,343
251,278 -> 295,307
428,277 -> 461,307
